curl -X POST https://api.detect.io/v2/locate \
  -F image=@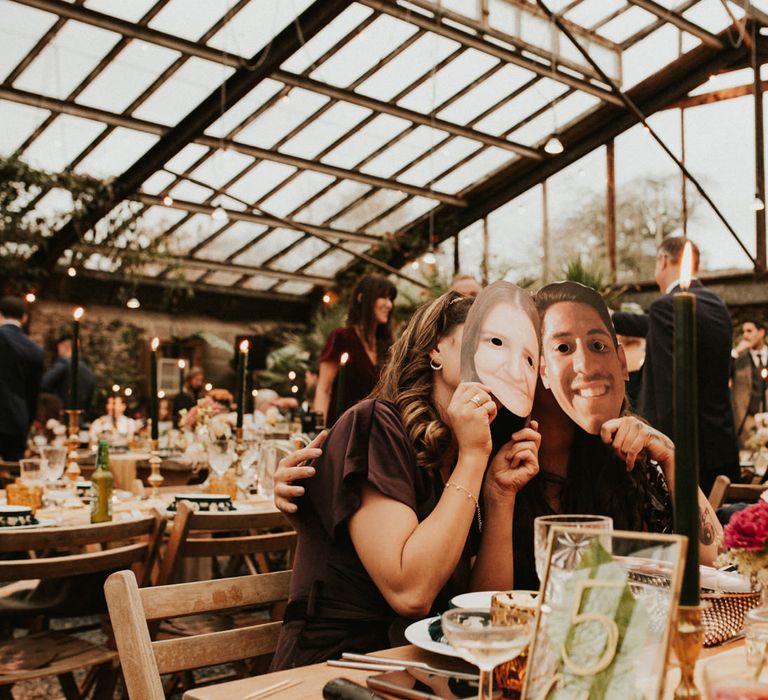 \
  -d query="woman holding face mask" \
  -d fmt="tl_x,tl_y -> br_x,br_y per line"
271,292 -> 541,669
